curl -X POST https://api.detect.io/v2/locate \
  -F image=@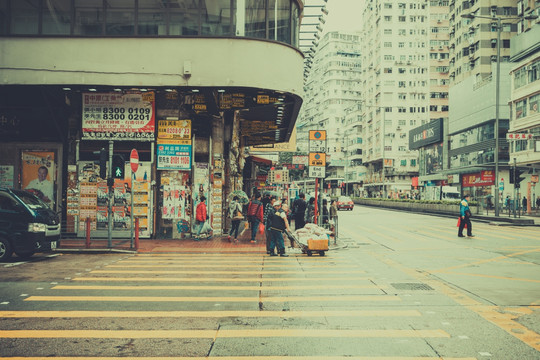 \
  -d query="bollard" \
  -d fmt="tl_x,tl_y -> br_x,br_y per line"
85,217 -> 91,249
134,218 -> 139,250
